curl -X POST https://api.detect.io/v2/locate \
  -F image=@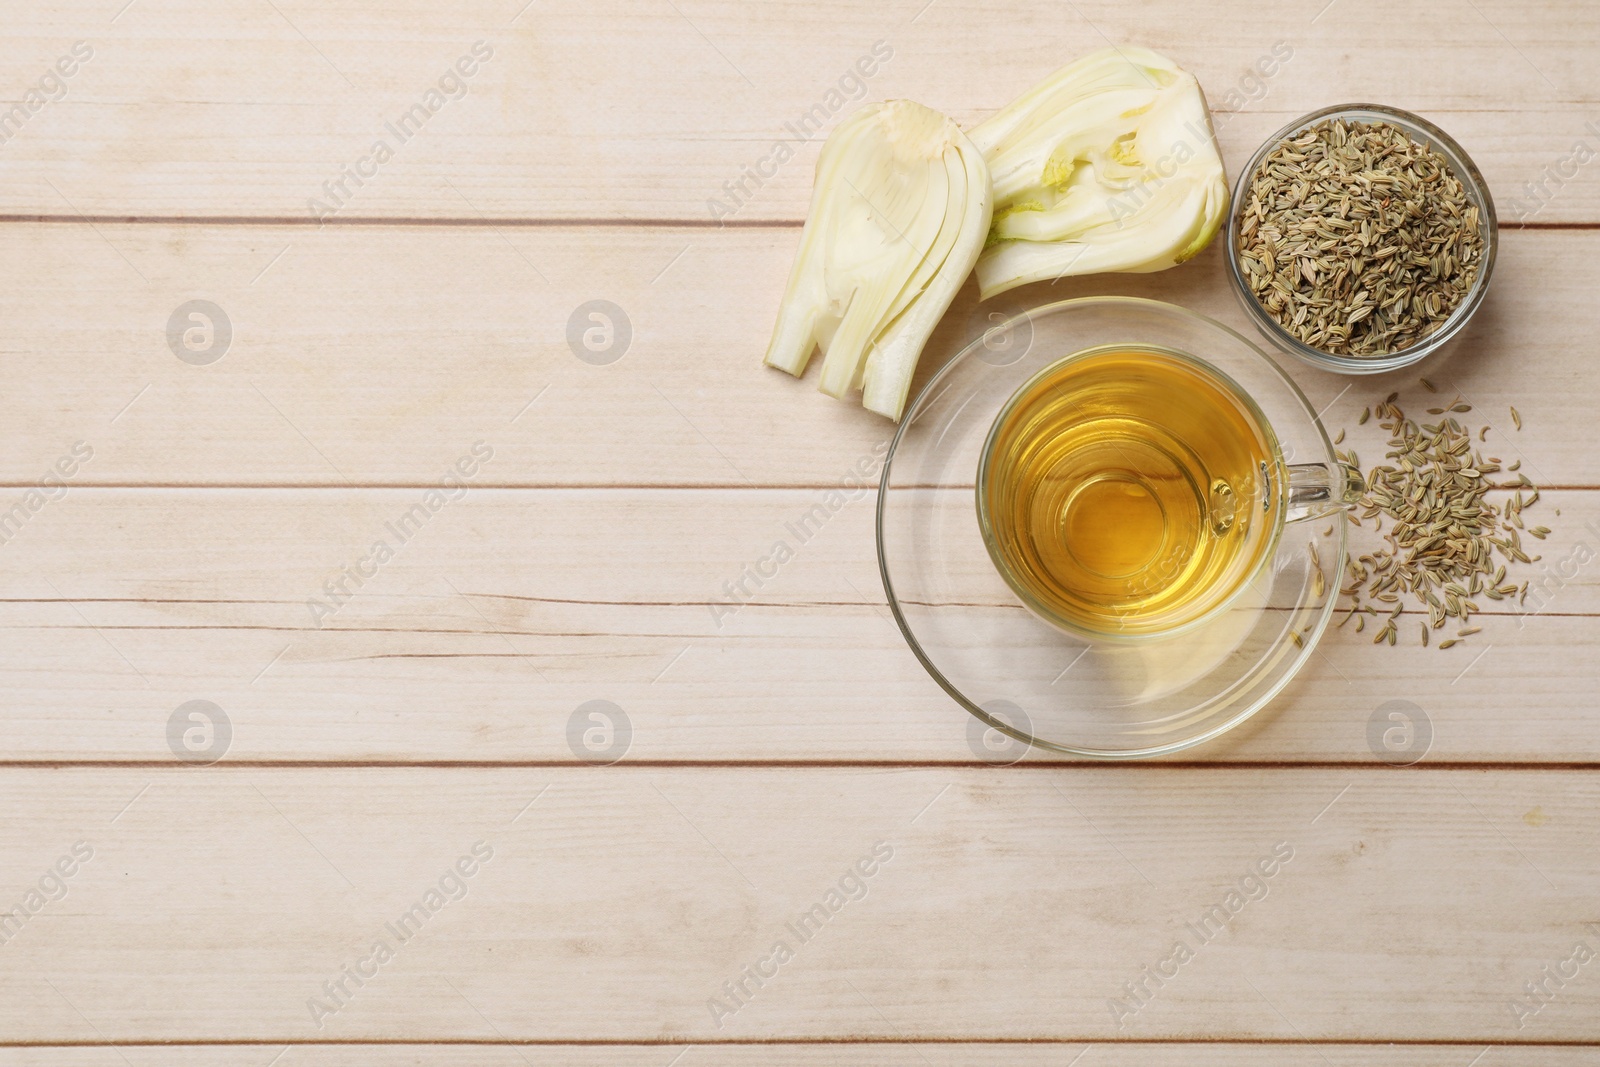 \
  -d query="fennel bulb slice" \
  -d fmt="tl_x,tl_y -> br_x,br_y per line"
763,99 -> 992,421
968,47 -> 1228,299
